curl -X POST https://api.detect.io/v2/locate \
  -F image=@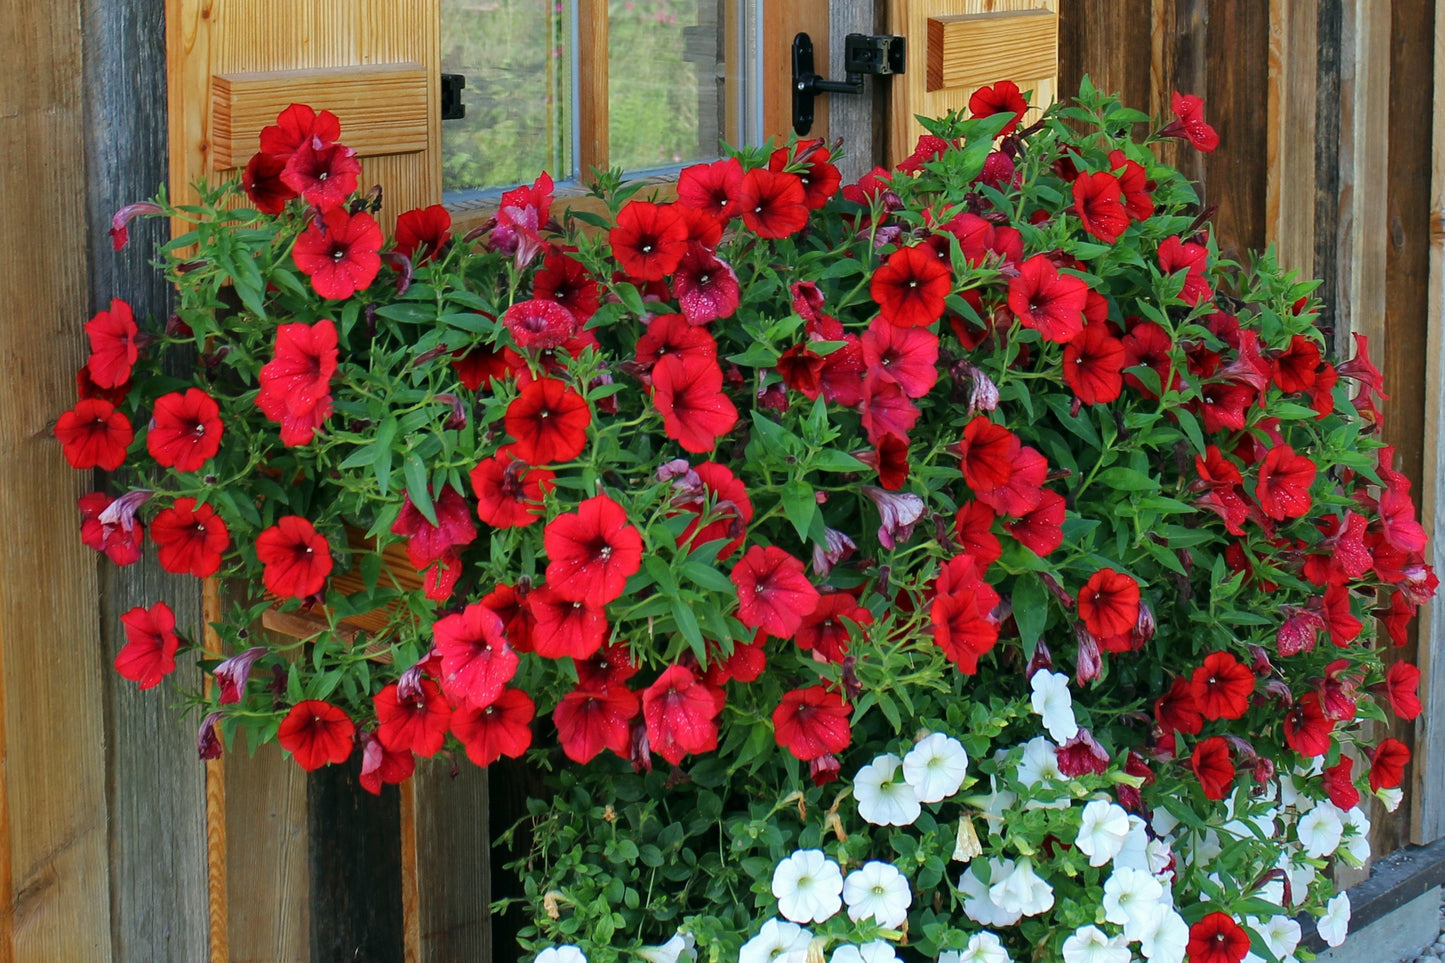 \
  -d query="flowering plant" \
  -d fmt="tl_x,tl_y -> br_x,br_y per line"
63,77 -> 1436,963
